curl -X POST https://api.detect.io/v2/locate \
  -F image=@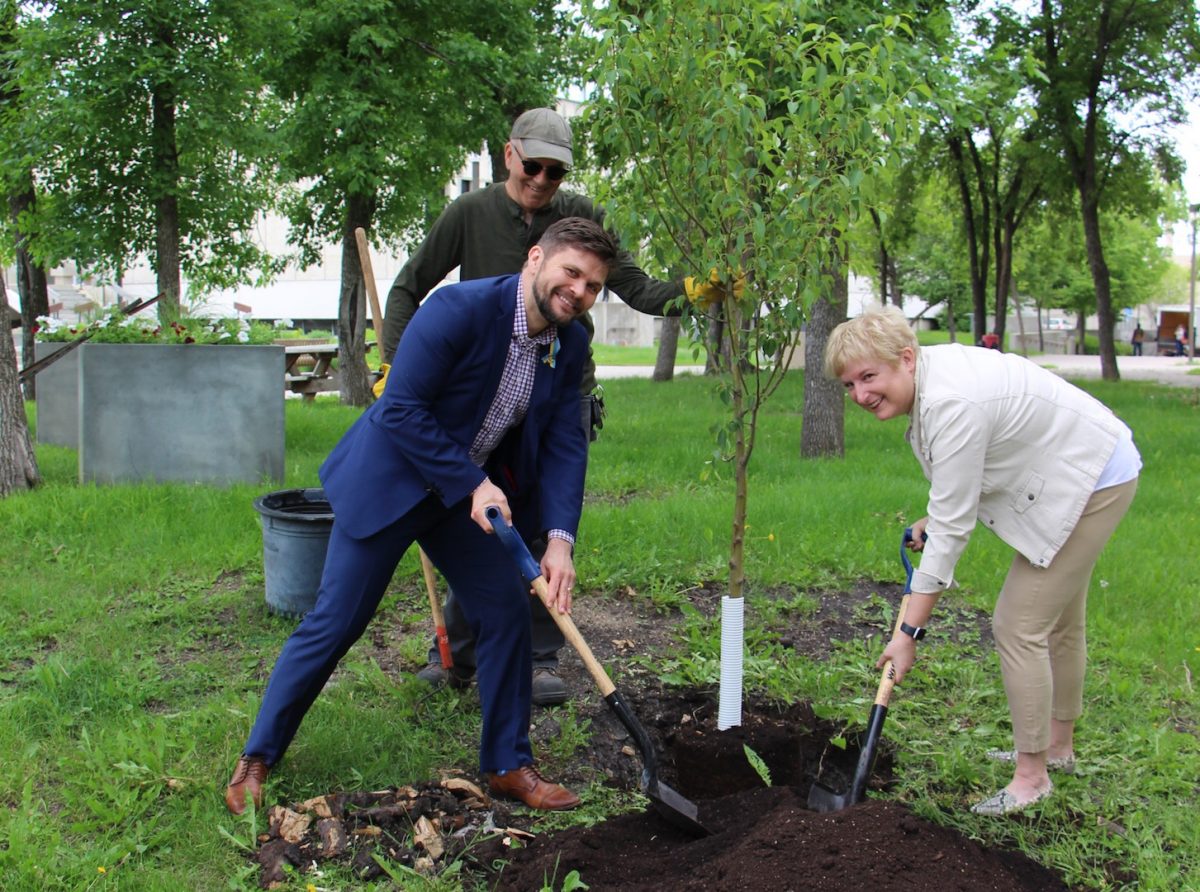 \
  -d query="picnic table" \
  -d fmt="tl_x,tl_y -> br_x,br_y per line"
283,342 -> 340,400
